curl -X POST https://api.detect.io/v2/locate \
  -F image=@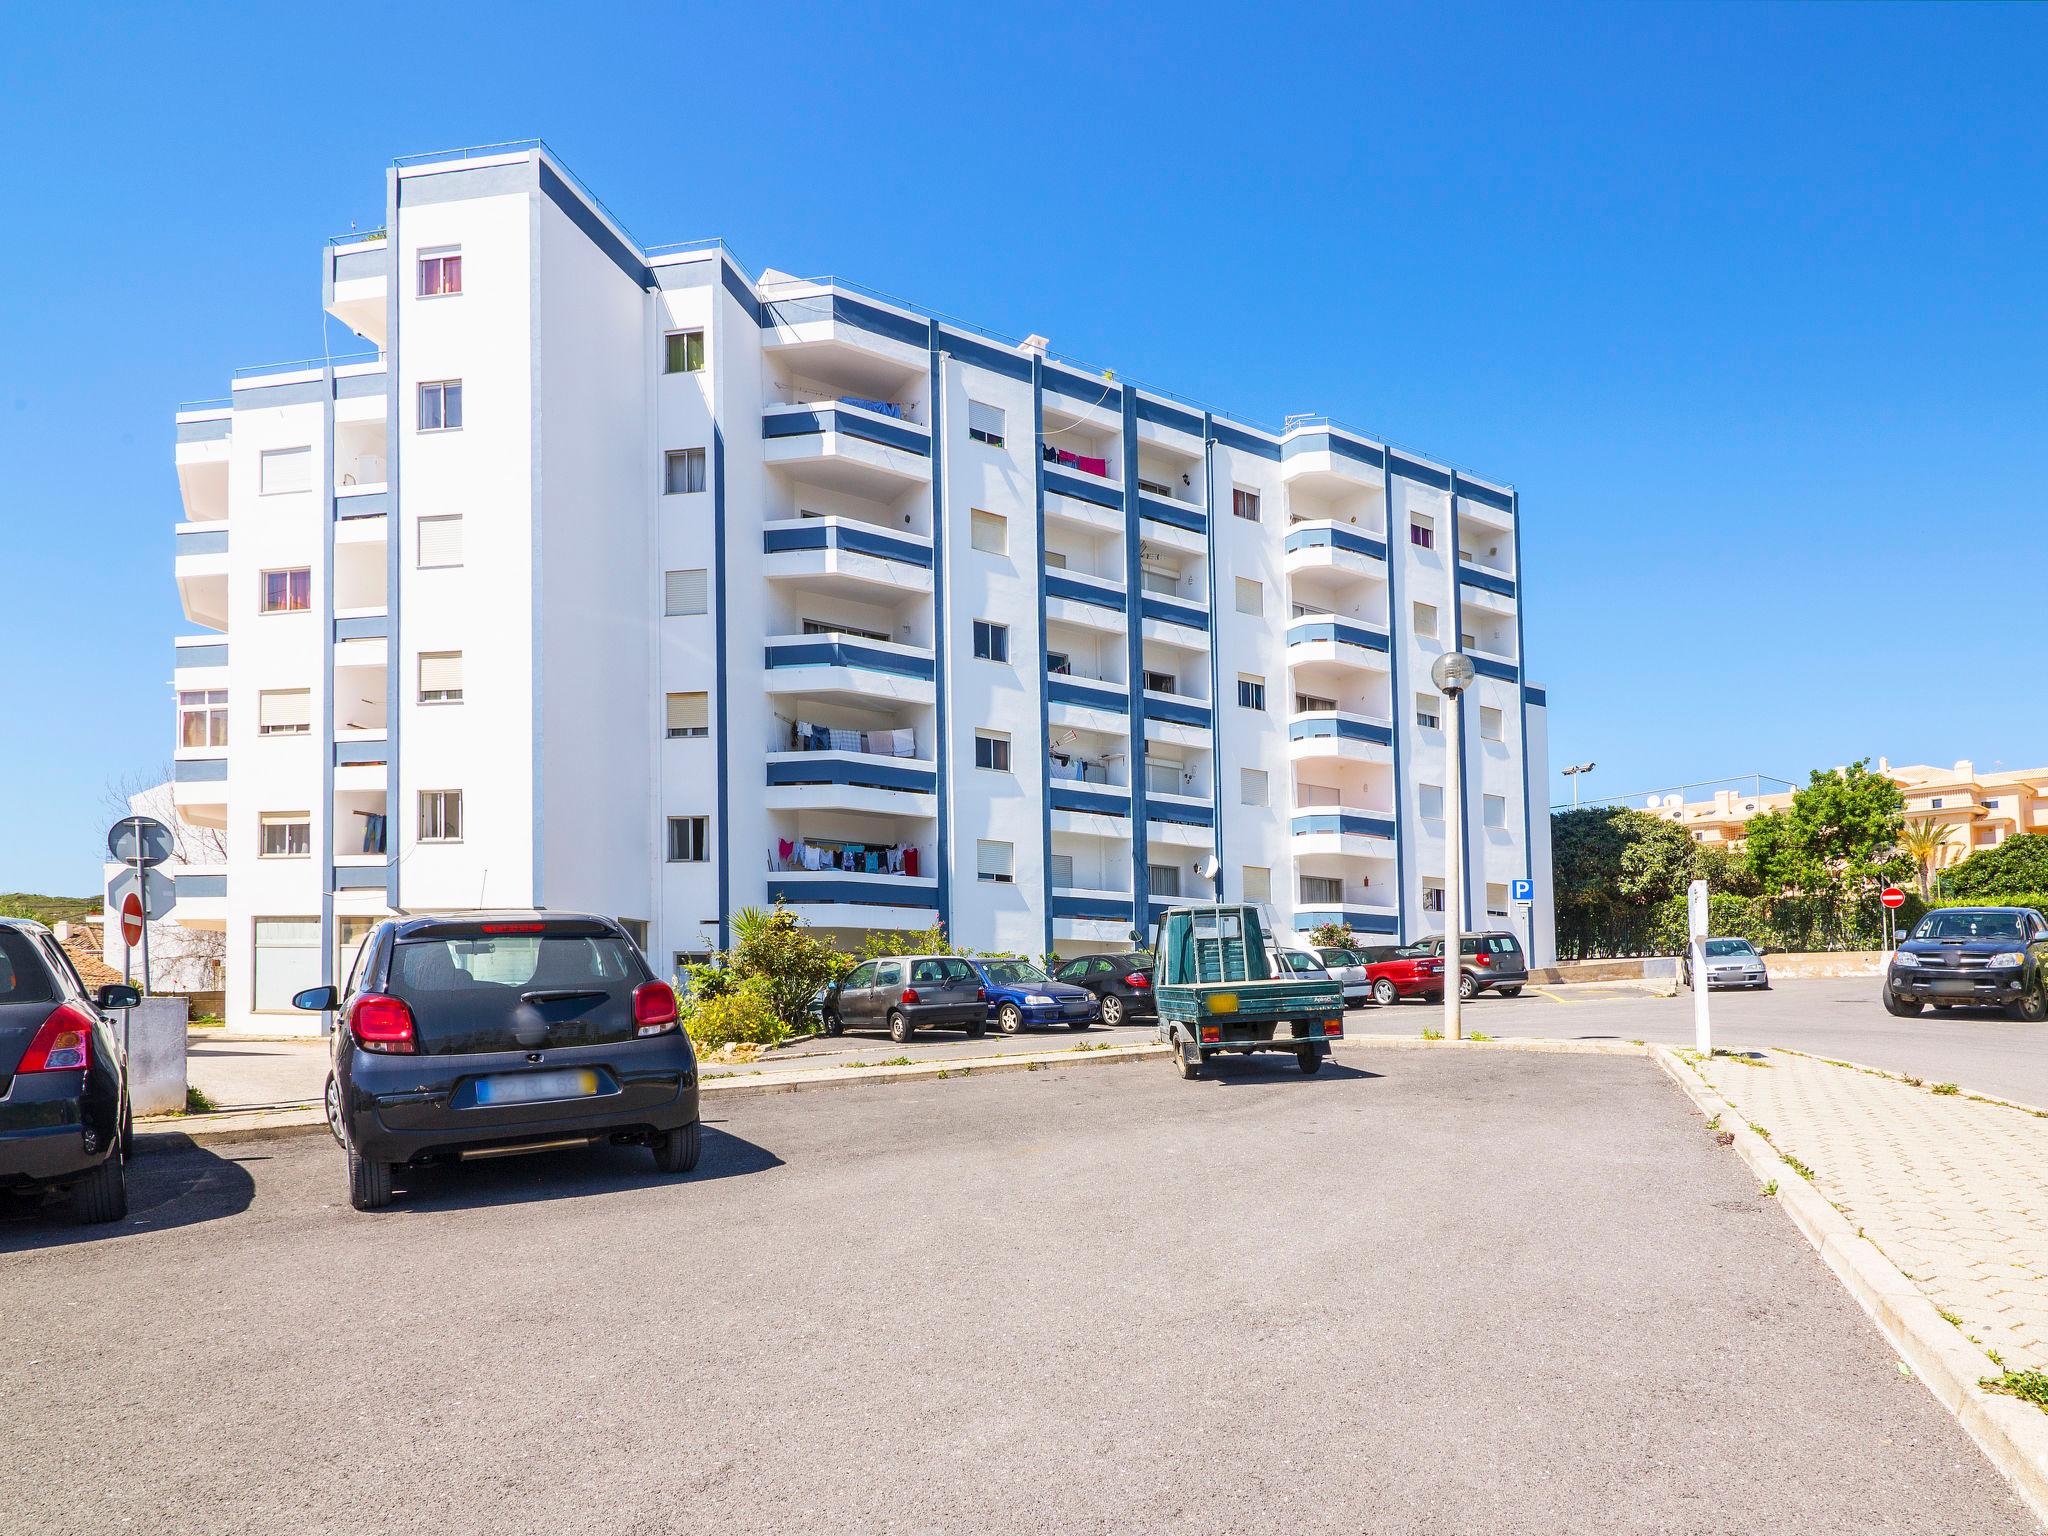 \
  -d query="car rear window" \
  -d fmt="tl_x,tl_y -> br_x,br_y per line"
1487,936 -> 1522,956
914,958 -> 975,984
0,929 -> 58,1004
388,932 -> 644,1054
1315,948 -> 1354,966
